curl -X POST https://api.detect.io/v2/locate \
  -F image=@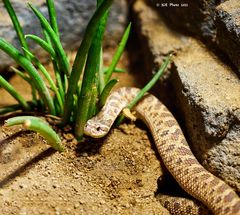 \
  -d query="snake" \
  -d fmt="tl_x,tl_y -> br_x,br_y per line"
83,87 -> 240,215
